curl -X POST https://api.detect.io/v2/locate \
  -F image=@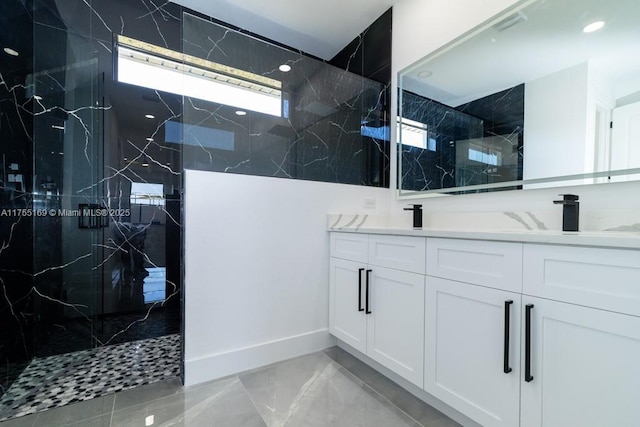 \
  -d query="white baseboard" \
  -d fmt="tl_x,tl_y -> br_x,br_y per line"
184,329 -> 336,386
336,340 -> 481,427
